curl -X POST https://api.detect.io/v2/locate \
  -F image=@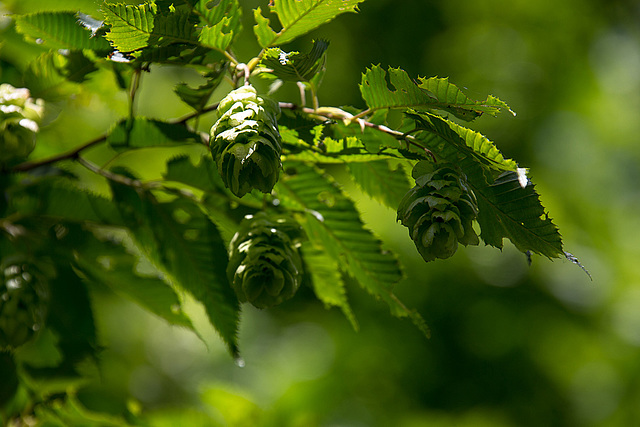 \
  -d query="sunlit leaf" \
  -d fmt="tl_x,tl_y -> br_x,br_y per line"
14,11 -> 112,52
195,0 -> 242,51
253,0 -> 364,48
261,39 -> 329,82
103,2 -> 158,52
360,65 -> 513,121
